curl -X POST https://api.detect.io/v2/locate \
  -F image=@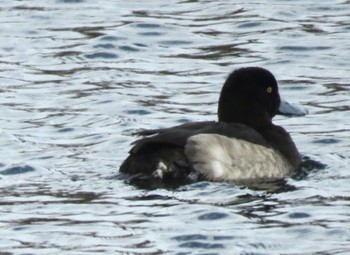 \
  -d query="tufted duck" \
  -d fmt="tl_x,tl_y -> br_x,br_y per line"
119,67 -> 306,183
